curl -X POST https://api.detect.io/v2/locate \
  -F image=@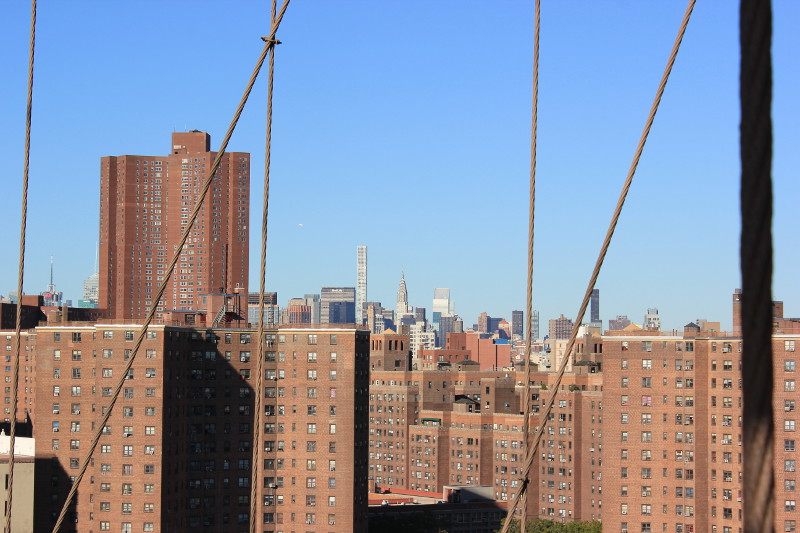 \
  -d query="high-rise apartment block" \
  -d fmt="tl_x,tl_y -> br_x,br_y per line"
548,314 -> 574,340
99,131 -> 249,319
28,321 -> 369,532
364,292 -> 800,533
